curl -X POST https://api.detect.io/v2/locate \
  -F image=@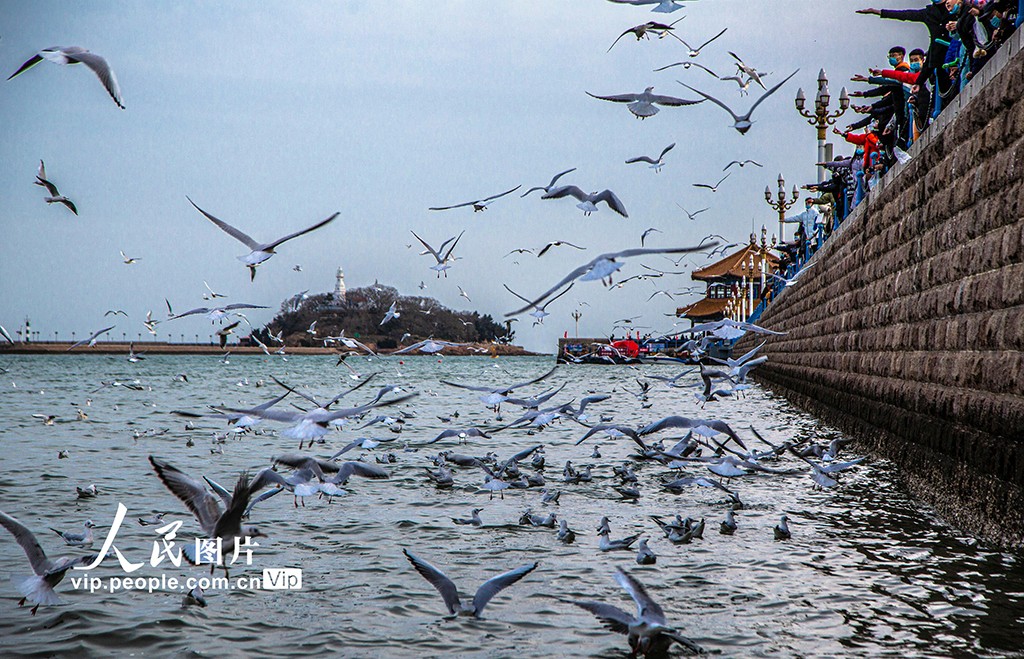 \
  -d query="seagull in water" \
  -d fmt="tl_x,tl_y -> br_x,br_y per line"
9,46 -> 124,108
587,86 -> 701,119
571,567 -> 706,656
504,245 -> 712,317
626,143 -> 675,172
679,69 -> 799,135
187,196 -> 339,281
0,511 -> 96,614
542,185 -> 628,217
429,185 -> 521,212
51,520 -> 95,547
402,549 -> 537,618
